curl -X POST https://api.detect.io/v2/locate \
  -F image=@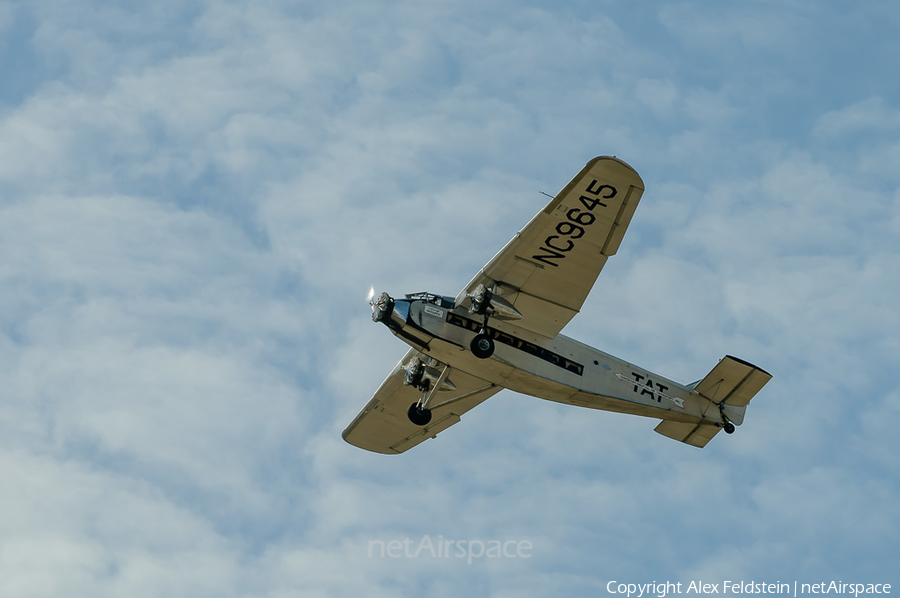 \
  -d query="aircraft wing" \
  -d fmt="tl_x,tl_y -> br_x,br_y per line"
456,156 -> 645,338
342,349 -> 501,454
